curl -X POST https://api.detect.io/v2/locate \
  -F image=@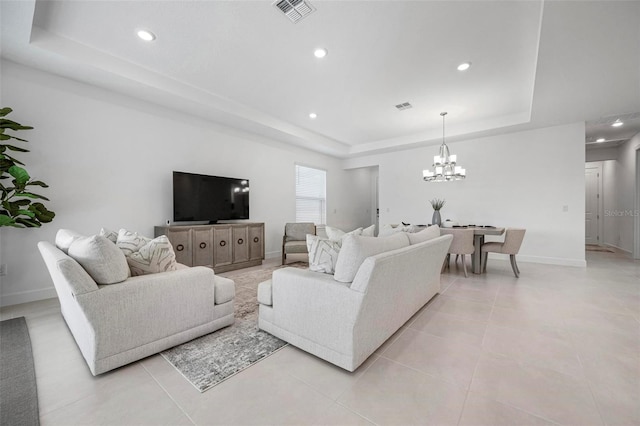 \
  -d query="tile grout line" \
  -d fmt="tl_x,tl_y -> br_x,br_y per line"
140,361 -> 197,426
